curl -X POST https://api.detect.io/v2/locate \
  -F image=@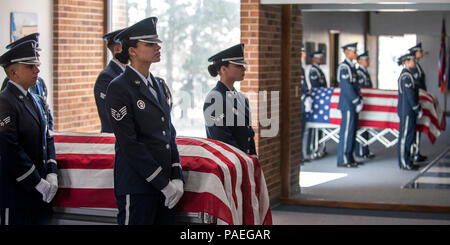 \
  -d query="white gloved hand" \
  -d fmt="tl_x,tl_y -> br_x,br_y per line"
304,96 -> 313,113
417,109 -> 423,119
46,173 -> 58,202
171,179 -> 184,209
173,179 -> 184,194
356,101 -> 363,113
35,178 -> 52,203
161,181 -> 178,209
